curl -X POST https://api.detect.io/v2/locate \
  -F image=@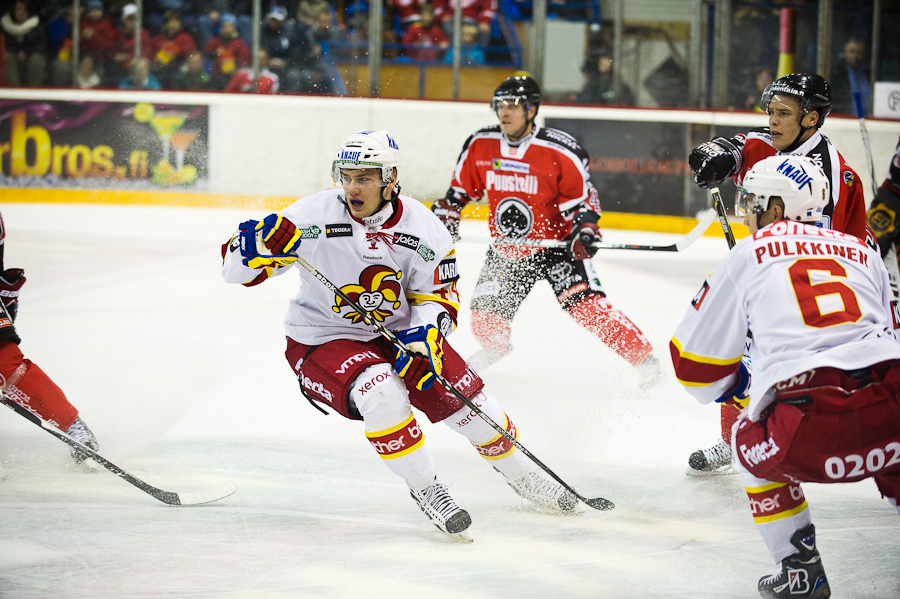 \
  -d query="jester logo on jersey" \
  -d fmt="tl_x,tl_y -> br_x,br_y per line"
333,265 -> 403,323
